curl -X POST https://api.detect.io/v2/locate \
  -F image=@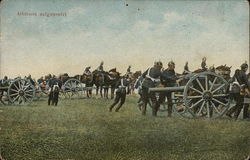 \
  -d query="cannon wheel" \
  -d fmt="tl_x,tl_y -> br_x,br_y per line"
62,78 -> 84,99
7,78 -> 36,105
183,72 -> 230,119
